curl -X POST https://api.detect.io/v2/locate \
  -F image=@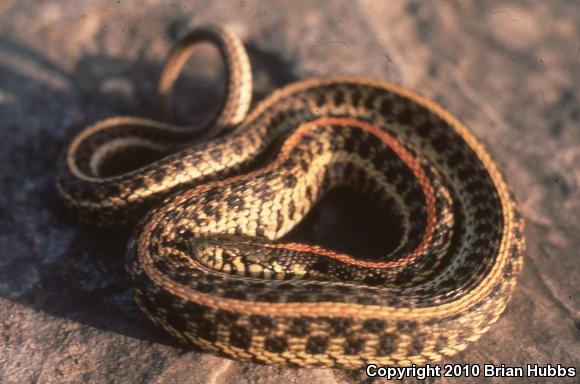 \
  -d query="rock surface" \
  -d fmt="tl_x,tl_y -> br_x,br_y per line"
0,0 -> 579,383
